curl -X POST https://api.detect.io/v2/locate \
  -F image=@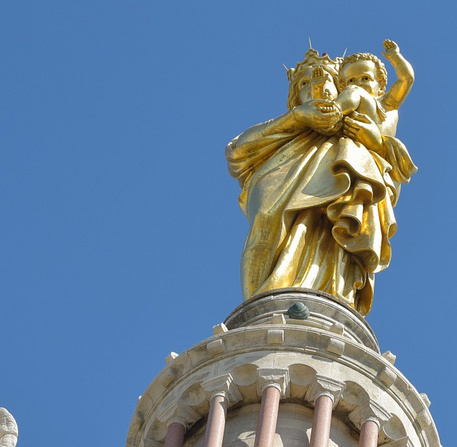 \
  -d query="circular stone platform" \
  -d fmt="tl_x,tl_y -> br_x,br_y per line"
224,289 -> 379,352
